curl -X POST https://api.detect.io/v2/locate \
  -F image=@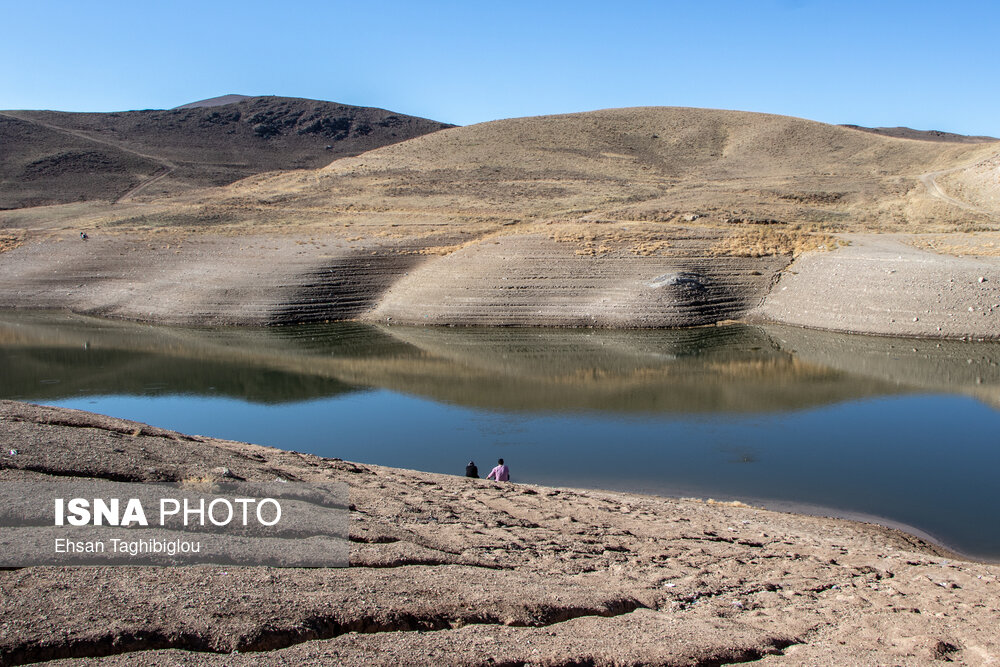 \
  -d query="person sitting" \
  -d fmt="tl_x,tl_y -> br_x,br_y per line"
486,458 -> 510,482
465,460 -> 479,478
